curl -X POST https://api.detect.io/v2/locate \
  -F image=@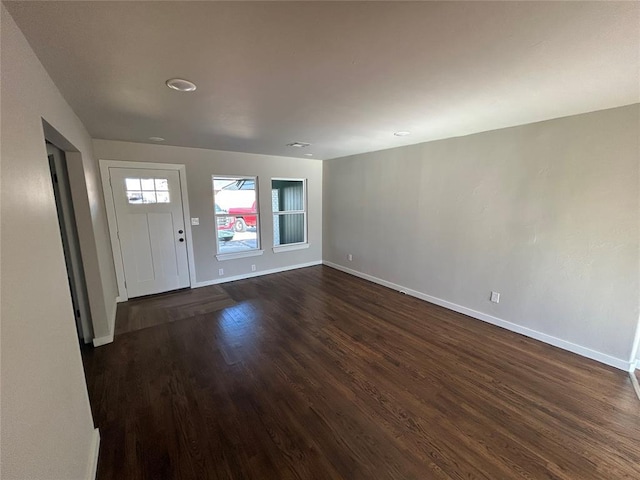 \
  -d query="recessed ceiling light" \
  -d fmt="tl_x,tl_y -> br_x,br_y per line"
149,136 -> 165,142
166,78 -> 197,92
394,131 -> 411,137
286,142 -> 311,148
304,153 -> 313,156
